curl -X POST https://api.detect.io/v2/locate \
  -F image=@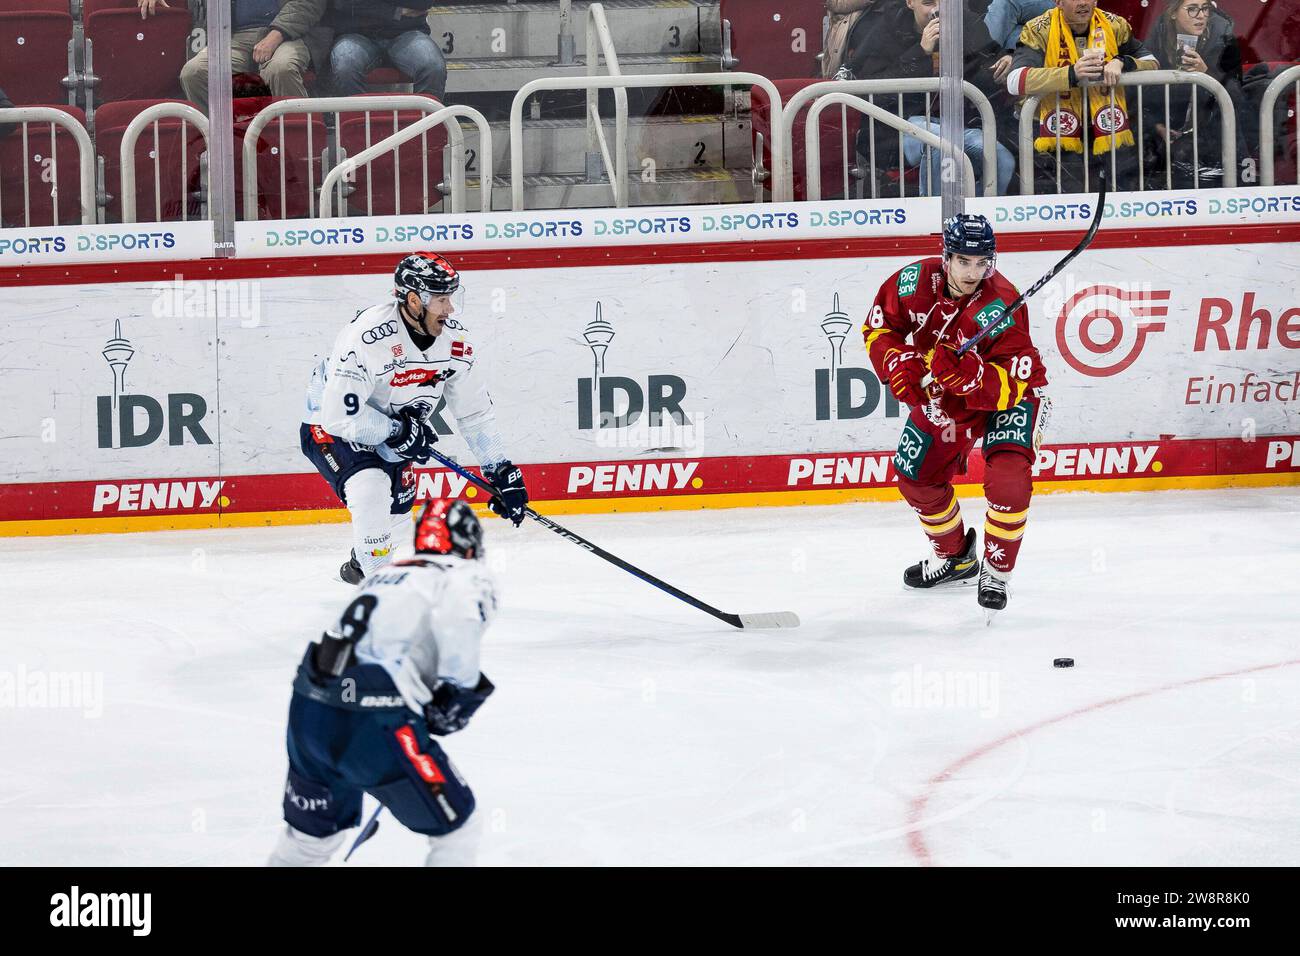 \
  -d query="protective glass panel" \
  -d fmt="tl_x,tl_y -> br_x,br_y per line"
0,0 -> 211,227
